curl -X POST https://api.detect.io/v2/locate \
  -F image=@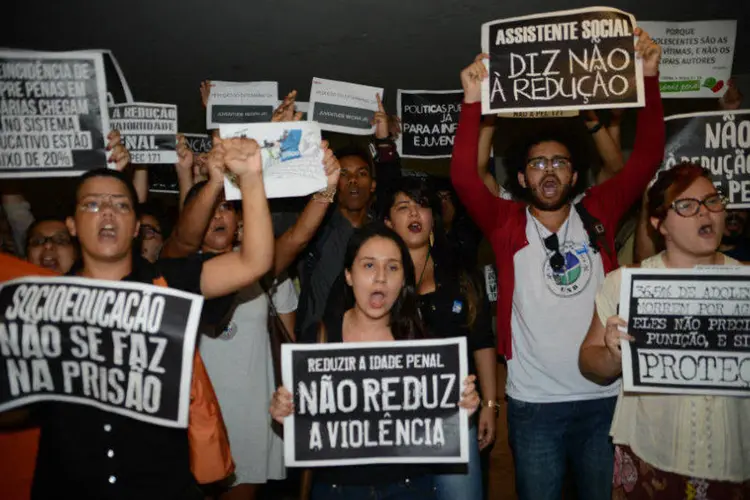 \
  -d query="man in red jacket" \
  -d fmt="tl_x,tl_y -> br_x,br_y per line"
451,29 -> 664,500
